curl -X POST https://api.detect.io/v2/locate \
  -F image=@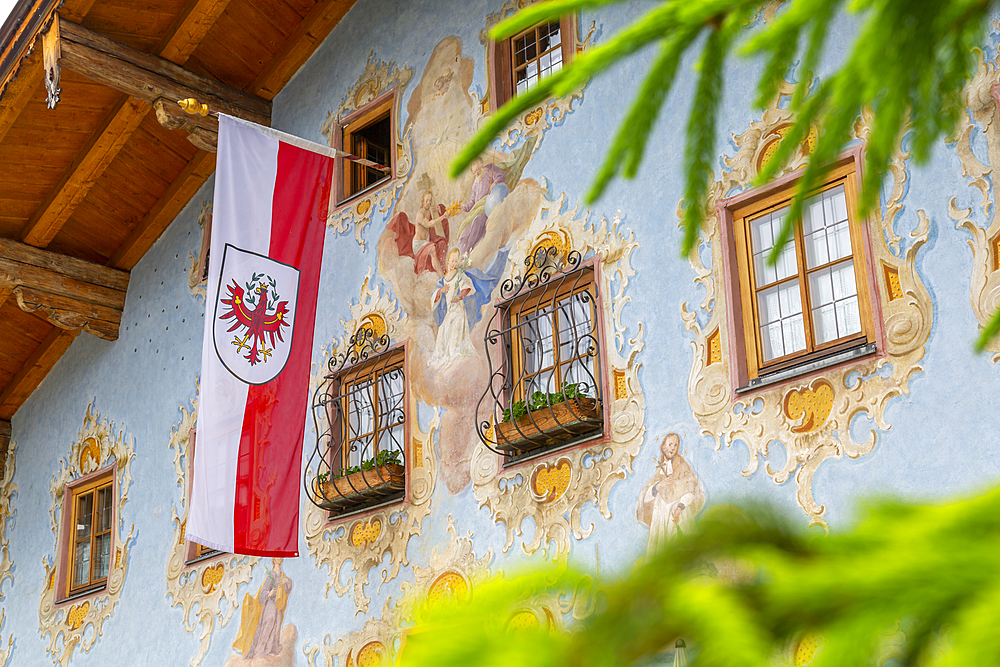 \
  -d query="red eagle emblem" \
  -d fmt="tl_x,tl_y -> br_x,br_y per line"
218,274 -> 290,366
